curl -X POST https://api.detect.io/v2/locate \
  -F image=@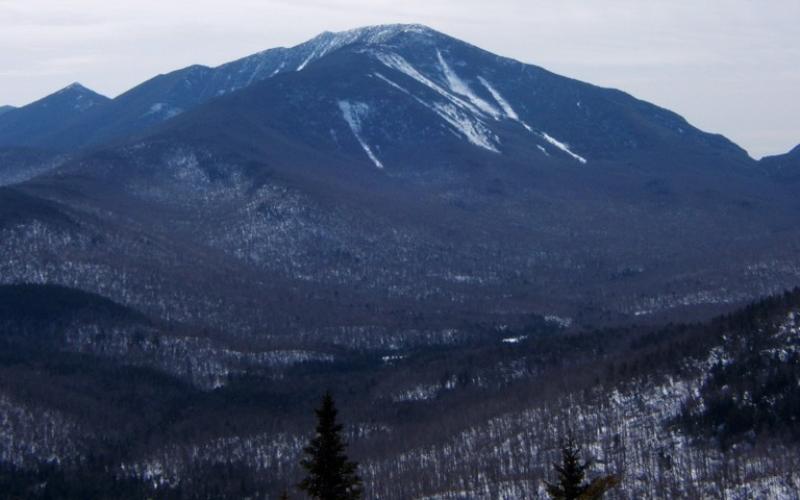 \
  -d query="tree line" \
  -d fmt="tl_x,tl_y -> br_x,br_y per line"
293,392 -> 618,500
